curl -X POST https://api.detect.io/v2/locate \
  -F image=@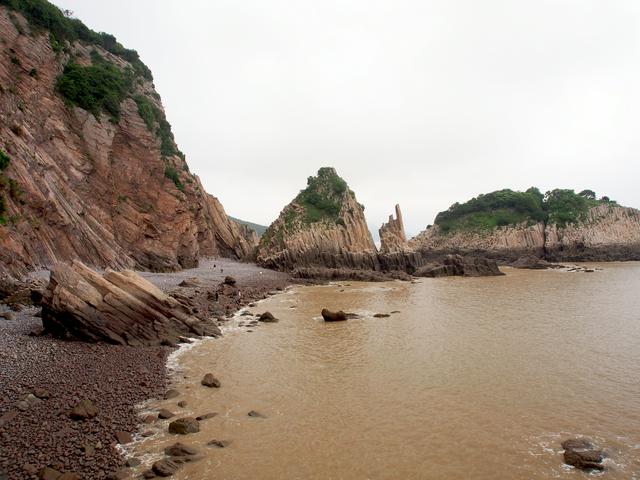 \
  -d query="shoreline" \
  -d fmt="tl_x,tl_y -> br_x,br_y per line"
0,259 -> 297,480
